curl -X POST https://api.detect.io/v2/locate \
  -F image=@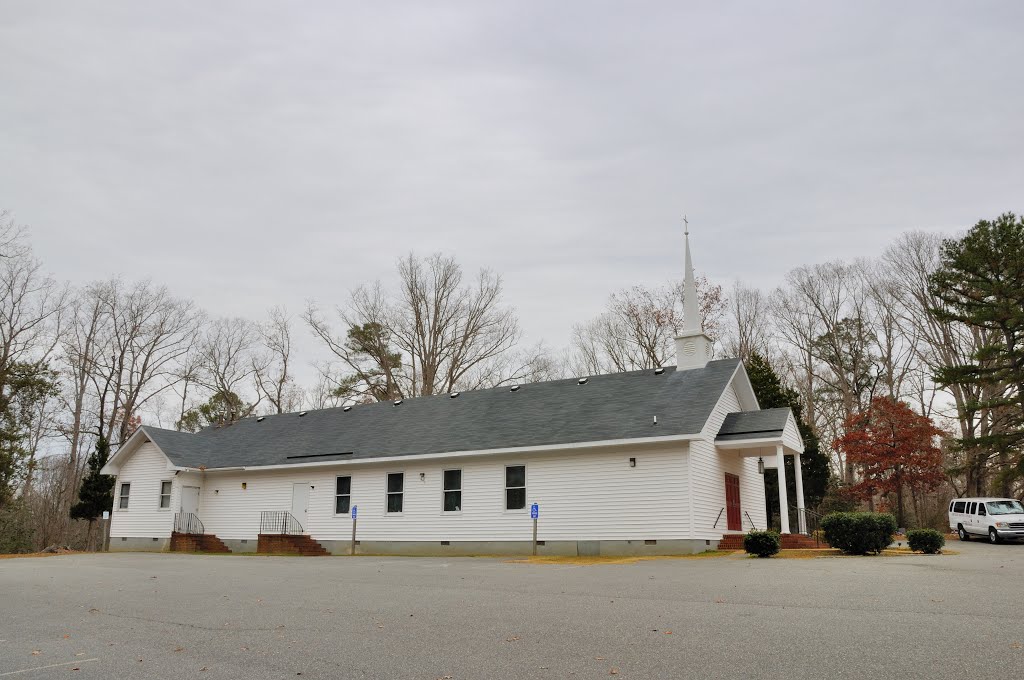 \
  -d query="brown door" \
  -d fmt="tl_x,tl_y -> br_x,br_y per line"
725,473 -> 741,531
